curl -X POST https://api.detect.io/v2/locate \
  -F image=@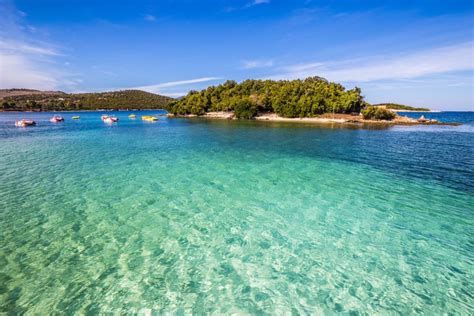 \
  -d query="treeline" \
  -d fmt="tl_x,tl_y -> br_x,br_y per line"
374,103 -> 430,111
168,77 -> 367,118
1,90 -> 173,111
